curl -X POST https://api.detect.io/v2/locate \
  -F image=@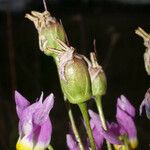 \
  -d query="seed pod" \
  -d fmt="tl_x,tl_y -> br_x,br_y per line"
25,11 -> 68,58
85,52 -> 107,96
56,40 -> 92,104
